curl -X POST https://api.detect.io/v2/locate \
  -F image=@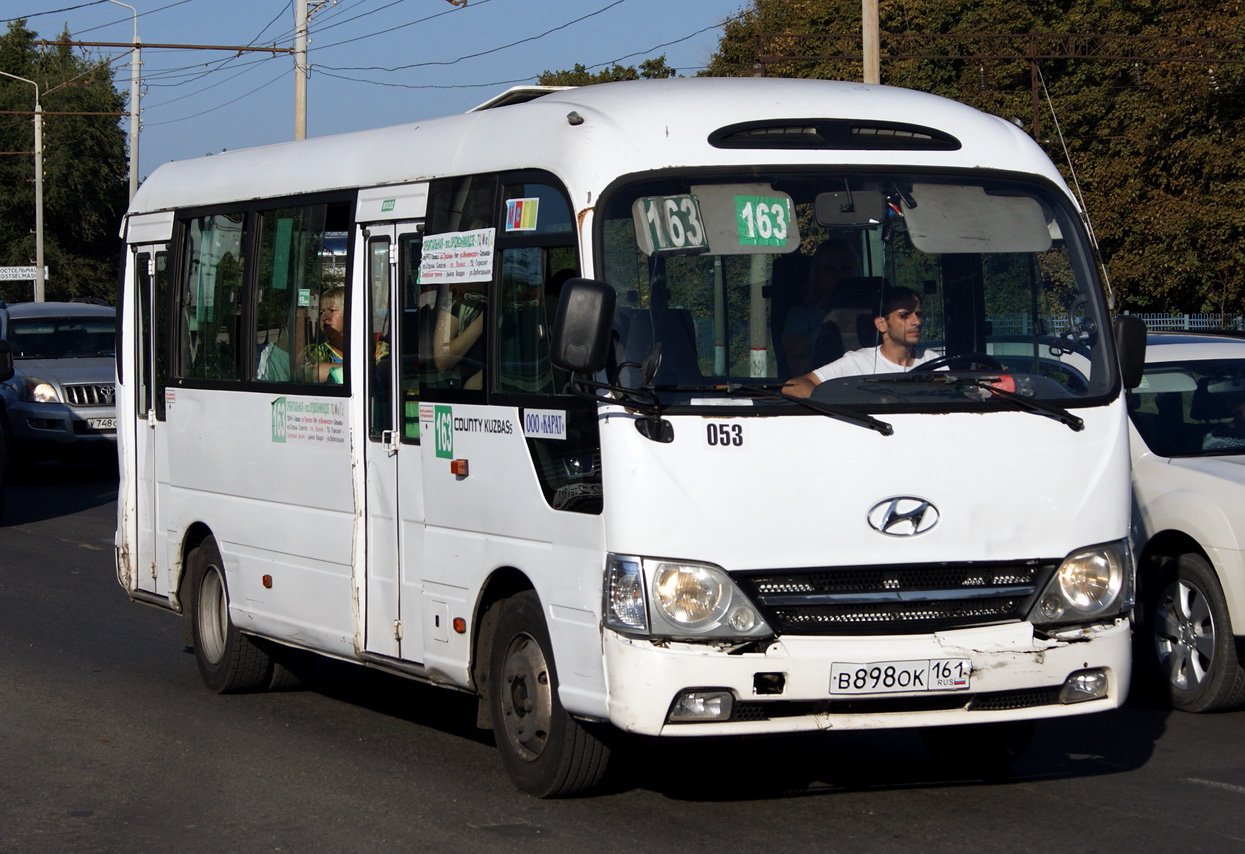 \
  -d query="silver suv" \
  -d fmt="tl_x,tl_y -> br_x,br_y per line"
0,301 -> 117,468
